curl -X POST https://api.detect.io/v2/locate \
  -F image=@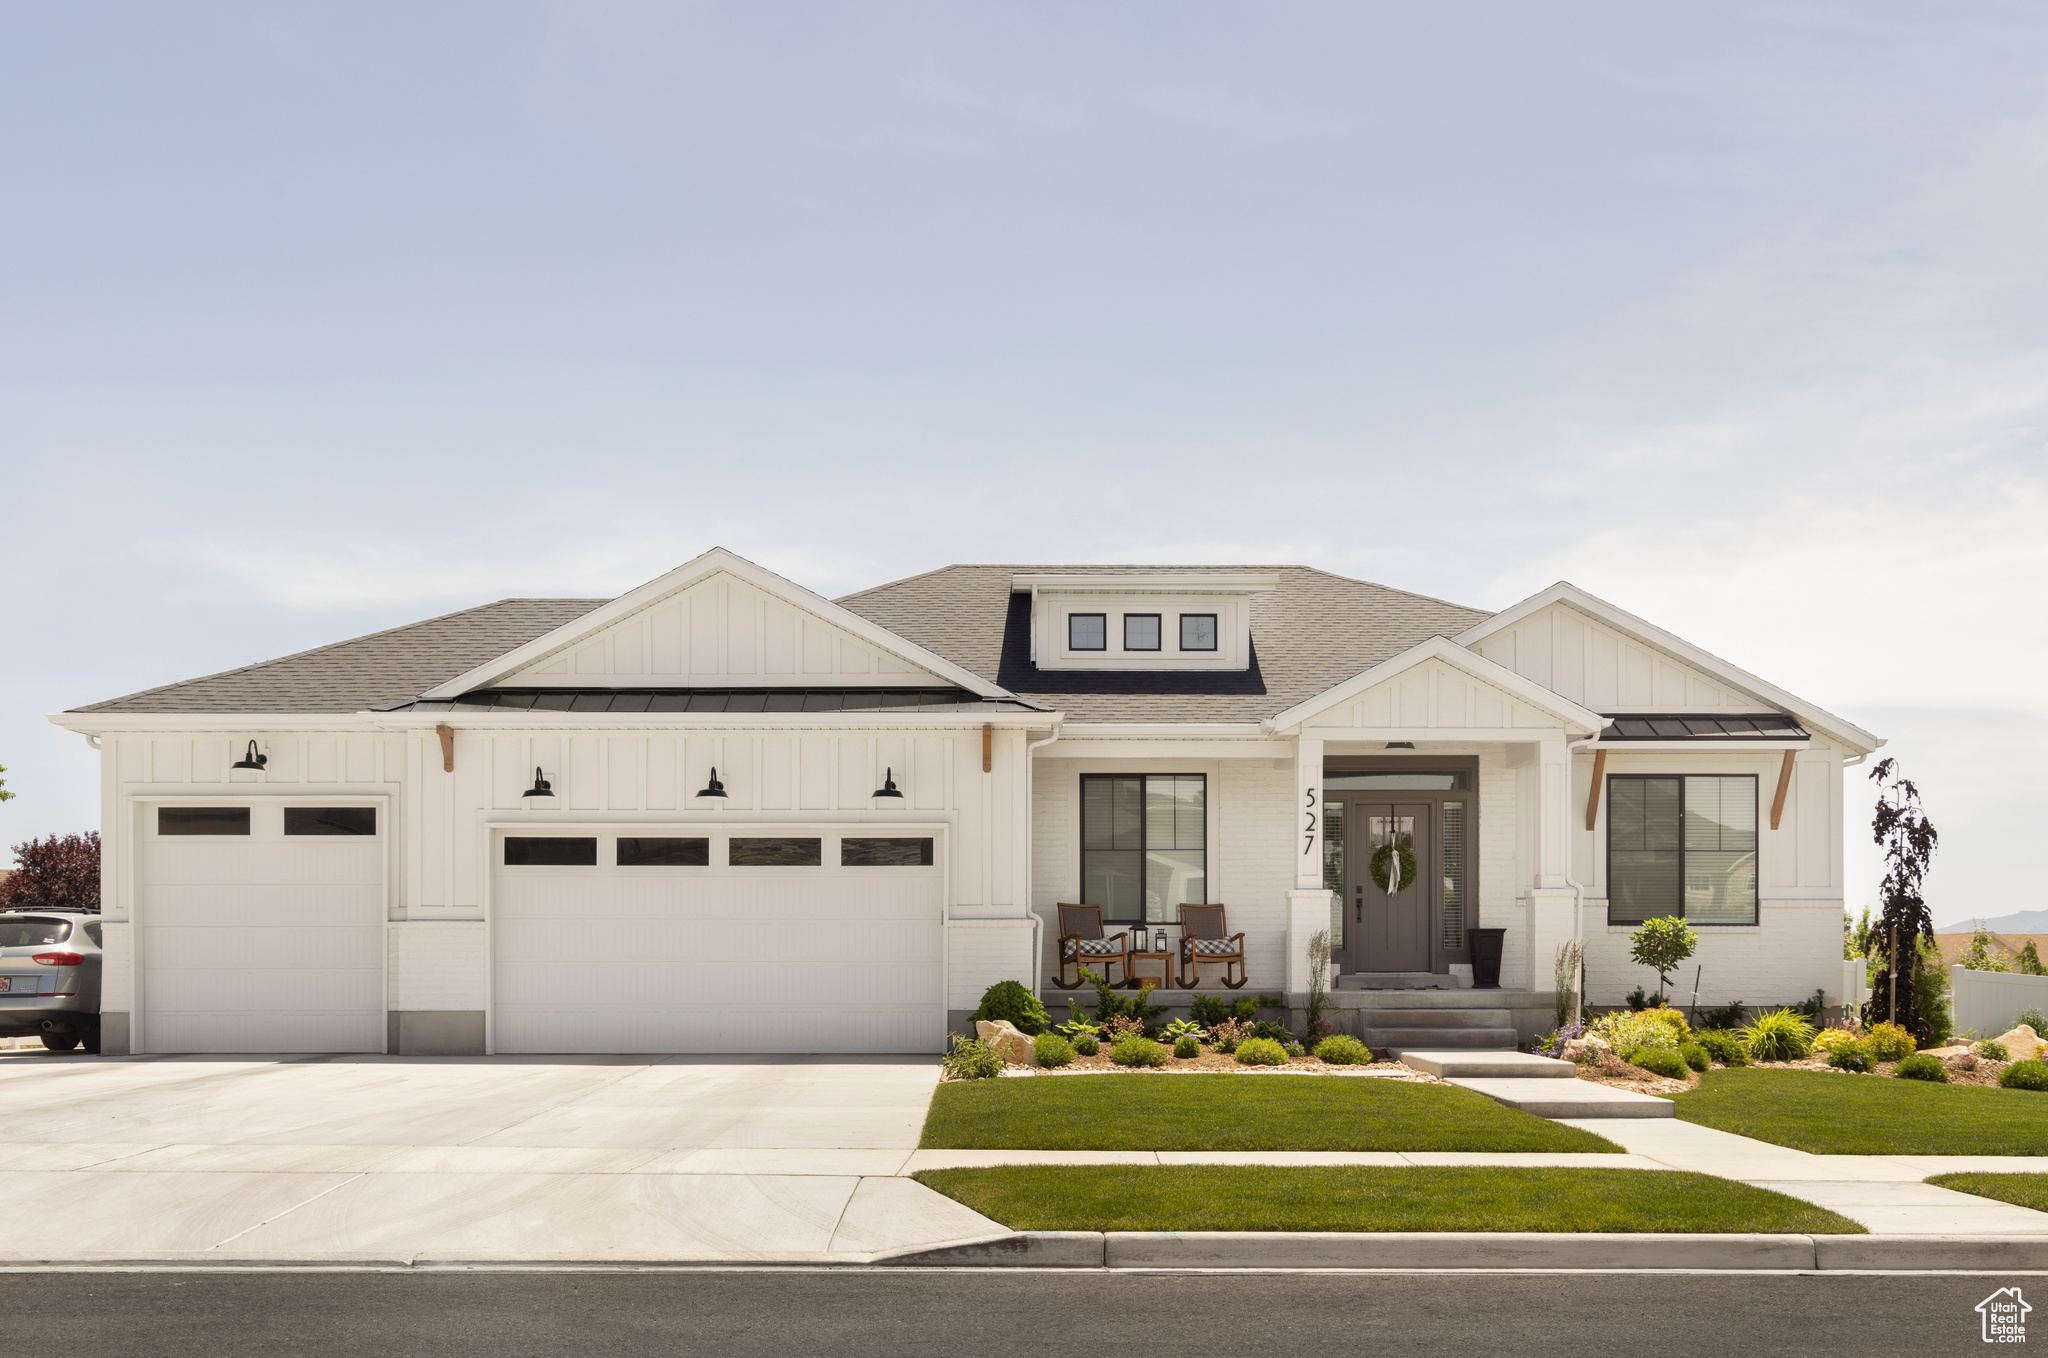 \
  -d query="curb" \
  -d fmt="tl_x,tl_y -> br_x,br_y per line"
885,1231 -> 2048,1271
